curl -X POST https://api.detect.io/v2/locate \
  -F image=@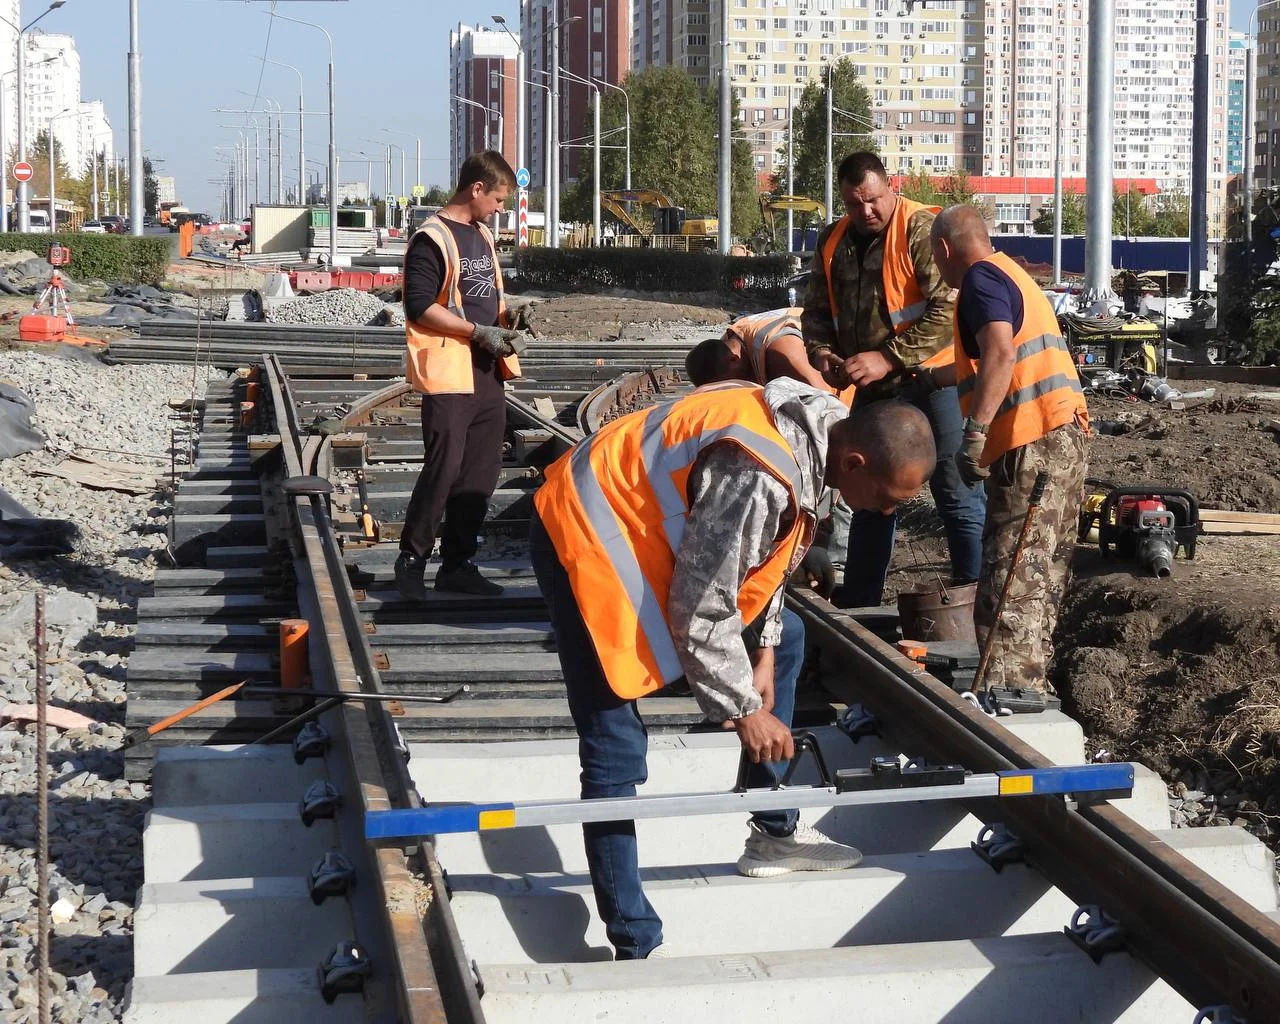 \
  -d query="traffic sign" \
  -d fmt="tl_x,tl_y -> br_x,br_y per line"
515,166 -> 530,189
398,196 -> 408,208
412,184 -> 425,198
518,188 -> 529,248
13,162 -> 32,183
99,191 -> 110,201
387,195 -> 398,208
